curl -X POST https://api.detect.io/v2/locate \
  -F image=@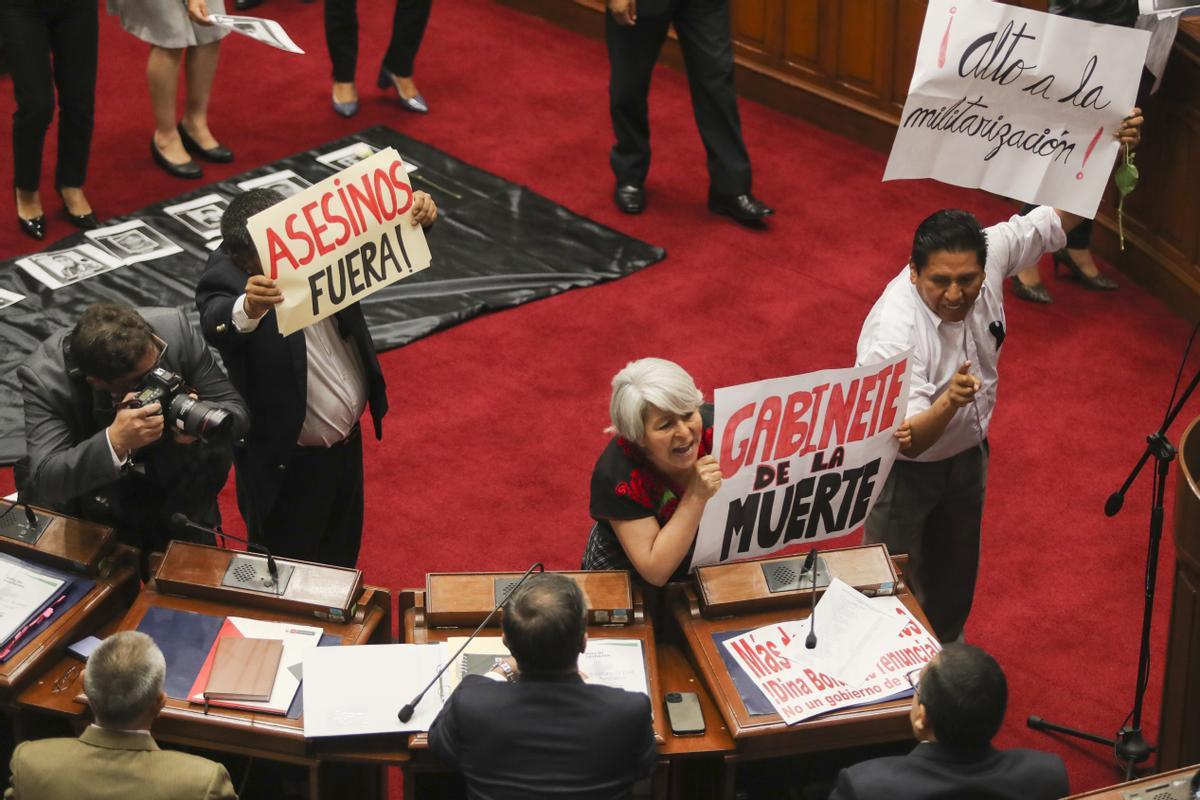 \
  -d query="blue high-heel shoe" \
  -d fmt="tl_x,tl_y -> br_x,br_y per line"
377,67 -> 428,114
